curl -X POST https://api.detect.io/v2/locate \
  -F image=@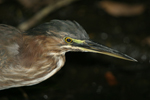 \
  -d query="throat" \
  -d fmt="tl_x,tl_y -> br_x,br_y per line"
36,56 -> 65,83
22,55 -> 65,86
17,53 -> 66,86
